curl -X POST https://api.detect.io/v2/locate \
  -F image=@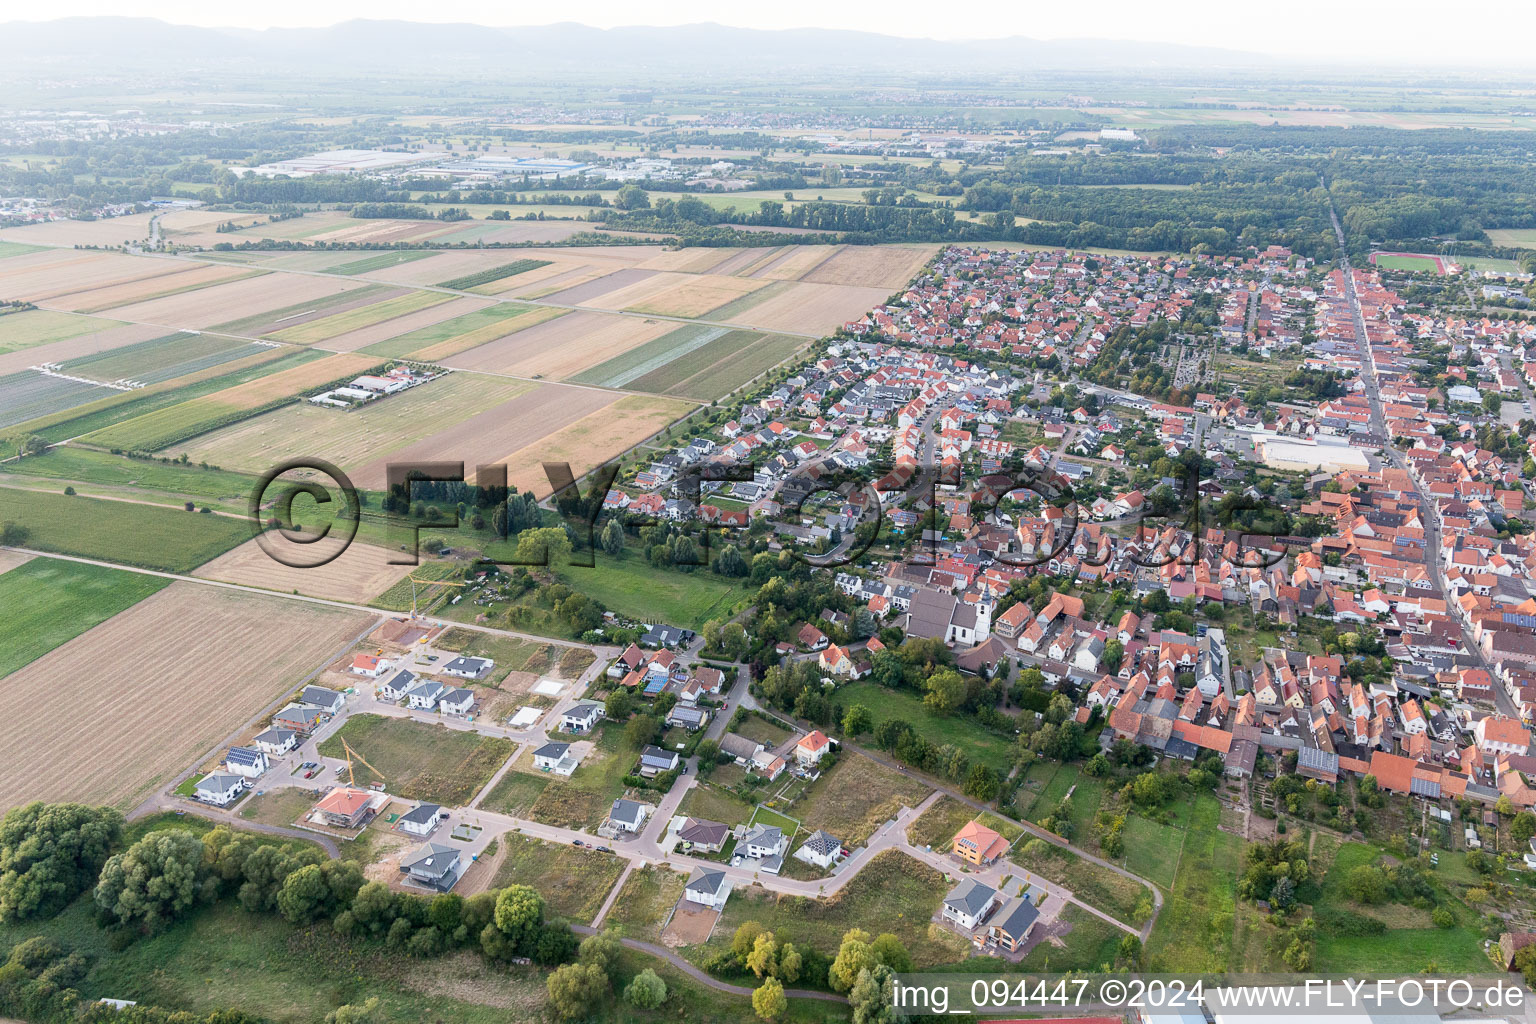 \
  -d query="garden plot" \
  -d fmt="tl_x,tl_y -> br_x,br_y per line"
443,309 -> 673,380
350,381 -> 613,490
0,582 -> 372,812
194,538 -> 414,603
